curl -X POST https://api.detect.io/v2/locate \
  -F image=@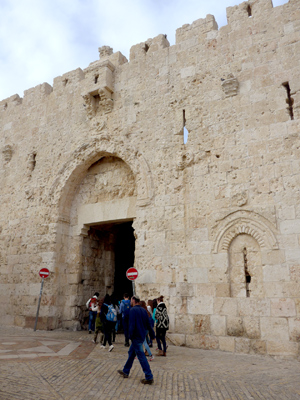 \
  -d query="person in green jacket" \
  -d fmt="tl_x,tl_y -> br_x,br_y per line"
92,299 -> 104,344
